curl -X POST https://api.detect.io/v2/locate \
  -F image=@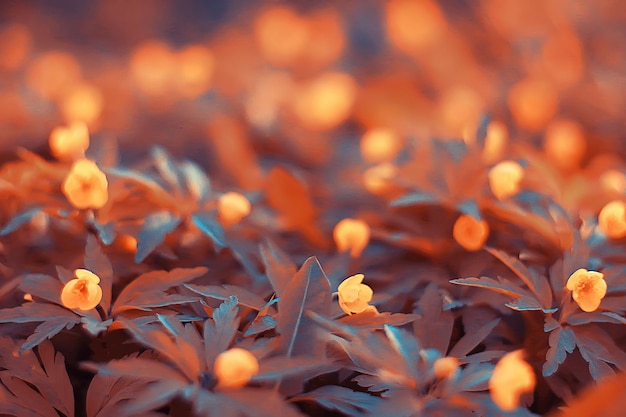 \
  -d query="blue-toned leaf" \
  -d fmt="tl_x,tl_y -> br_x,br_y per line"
505,296 -> 545,312
185,284 -> 266,311
543,326 -> 575,377
575,326 -> 626,379
135,211 -> 181,263
449,318 -> 500,358
458,199 -> 481,221
390,191 -> 440,207
259,239 -> 295,298
413,284 -> 454,354
204,296 -> 240,368
289,385 -> 380,415
450,276 -> 528,299
85,235 -> 113,315
181,160 -> 211,203
244,315 -> 277,337
191,211 -> 226,249
151,146 -> 183,191
0,206 -> 42,236
20,318 -> 79,354
384,325 -> 420,380
277,257 -> 331,357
